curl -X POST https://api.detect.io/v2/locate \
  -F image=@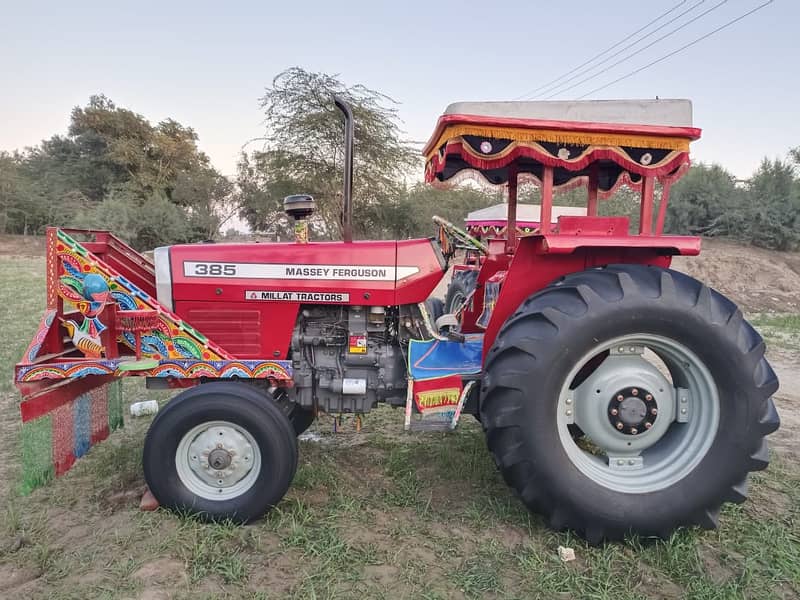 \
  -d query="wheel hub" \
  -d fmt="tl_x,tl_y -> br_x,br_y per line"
569,354 -> 674,455
608,386 -> 658,435
208,448 -> 233,470
177,421 -> 261,501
